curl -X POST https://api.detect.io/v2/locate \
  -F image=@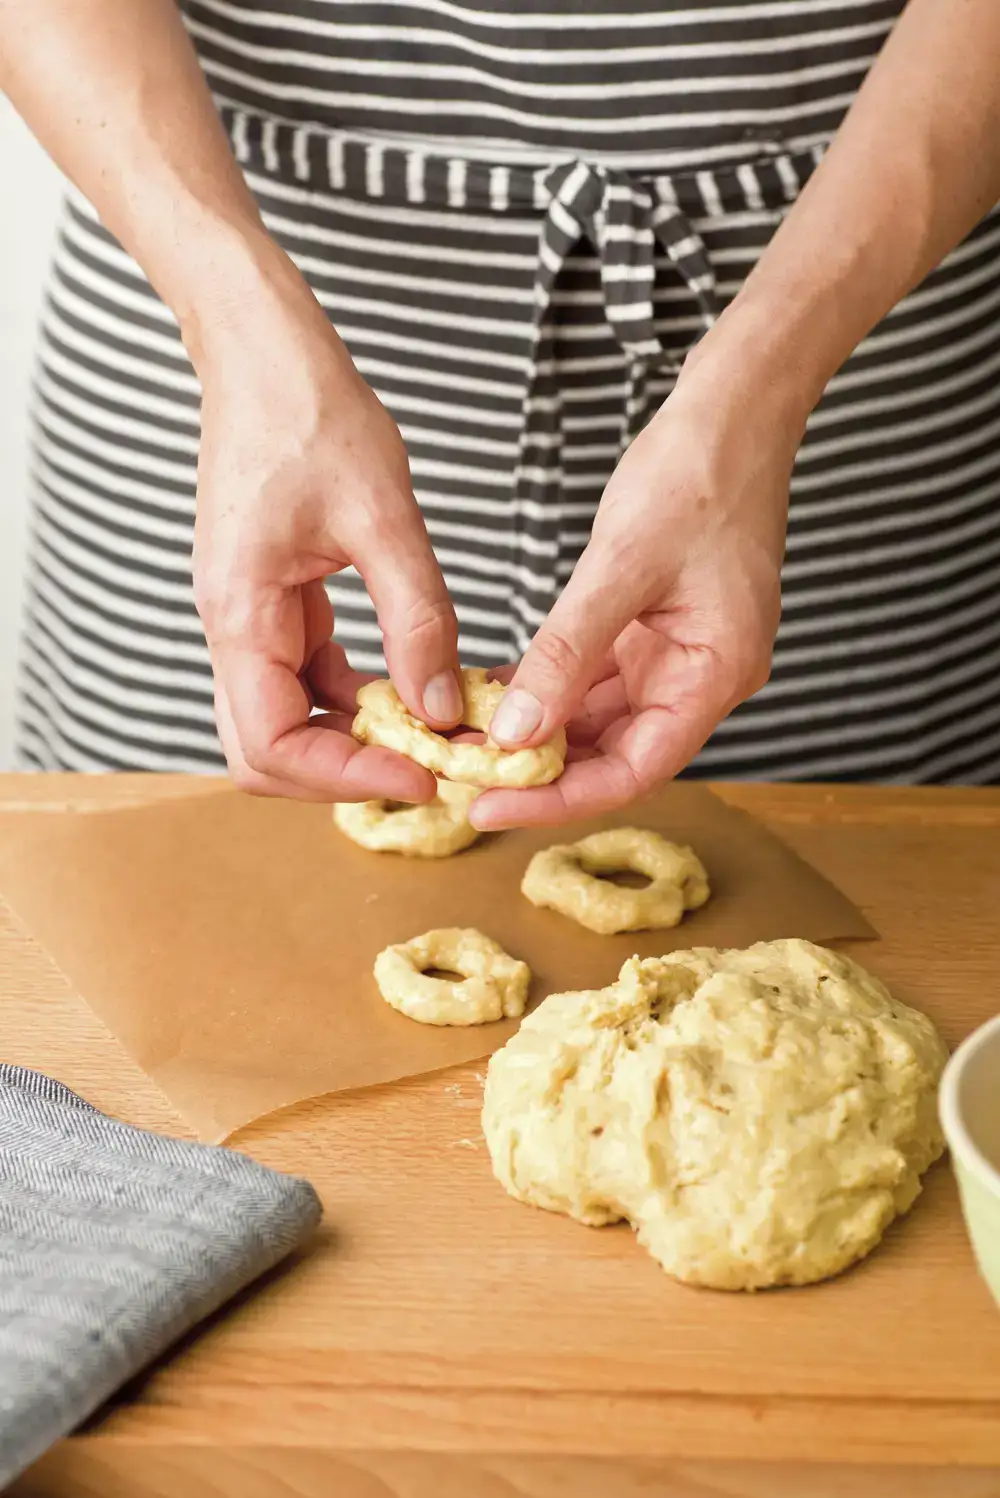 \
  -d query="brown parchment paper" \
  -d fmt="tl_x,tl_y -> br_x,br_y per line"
0,783 -> 874,1142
